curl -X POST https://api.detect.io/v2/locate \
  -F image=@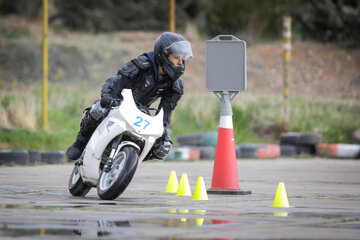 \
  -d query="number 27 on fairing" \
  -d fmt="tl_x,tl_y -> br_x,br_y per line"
133,116 -> 150,130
